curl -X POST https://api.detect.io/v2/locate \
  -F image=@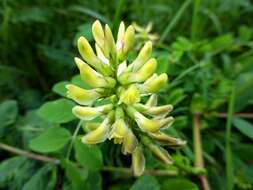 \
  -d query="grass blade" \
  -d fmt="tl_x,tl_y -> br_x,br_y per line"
191,0 -> 201,40
225,85 -> 236,190
159,0 -> 192,44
